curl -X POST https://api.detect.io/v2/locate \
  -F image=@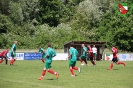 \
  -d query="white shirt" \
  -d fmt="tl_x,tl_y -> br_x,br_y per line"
92,47 -> 97,53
